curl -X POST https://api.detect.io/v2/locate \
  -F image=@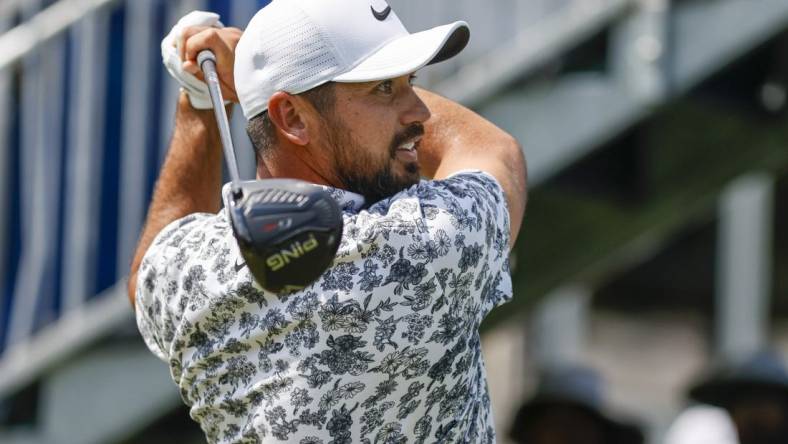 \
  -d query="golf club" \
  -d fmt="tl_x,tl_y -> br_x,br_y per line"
197,49 -> 343,293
